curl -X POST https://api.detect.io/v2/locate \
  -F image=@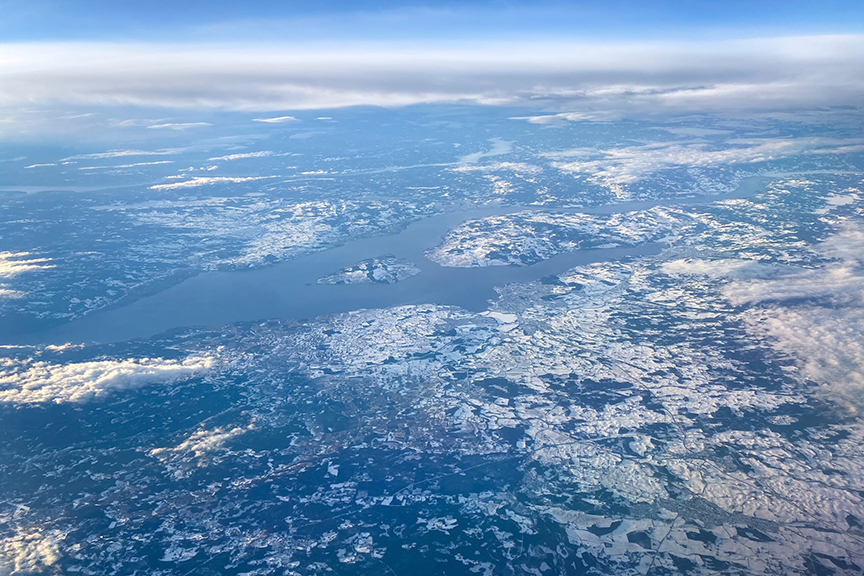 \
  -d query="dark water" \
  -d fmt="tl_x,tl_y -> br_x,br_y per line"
34,176 -> 767,344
